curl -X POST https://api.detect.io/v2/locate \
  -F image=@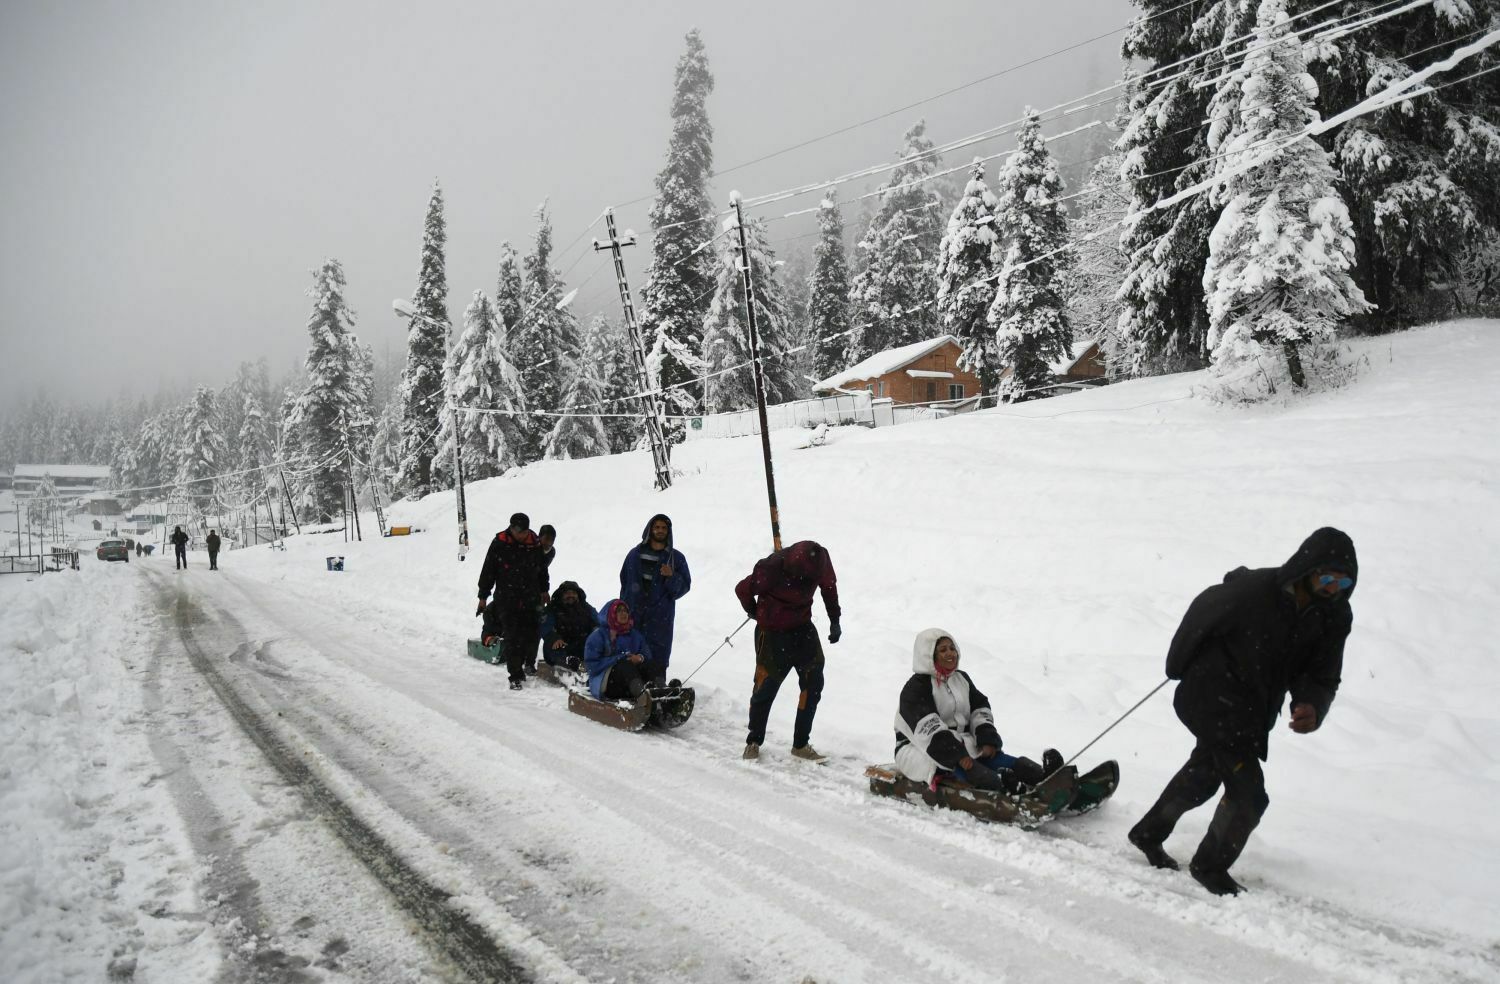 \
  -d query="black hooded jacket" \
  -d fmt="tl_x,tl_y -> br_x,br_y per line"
1167,527 -> 1357,761
541,581 -> 598,654
477,528 -> 548,611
